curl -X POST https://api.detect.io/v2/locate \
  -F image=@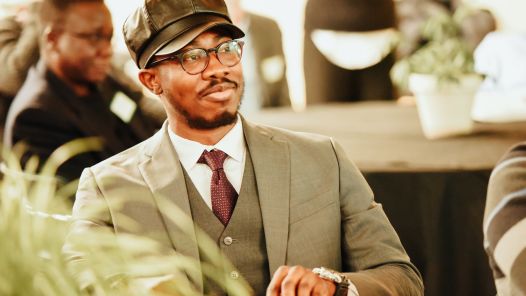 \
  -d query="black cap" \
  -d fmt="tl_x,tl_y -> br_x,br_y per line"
123,0 -> 245,69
